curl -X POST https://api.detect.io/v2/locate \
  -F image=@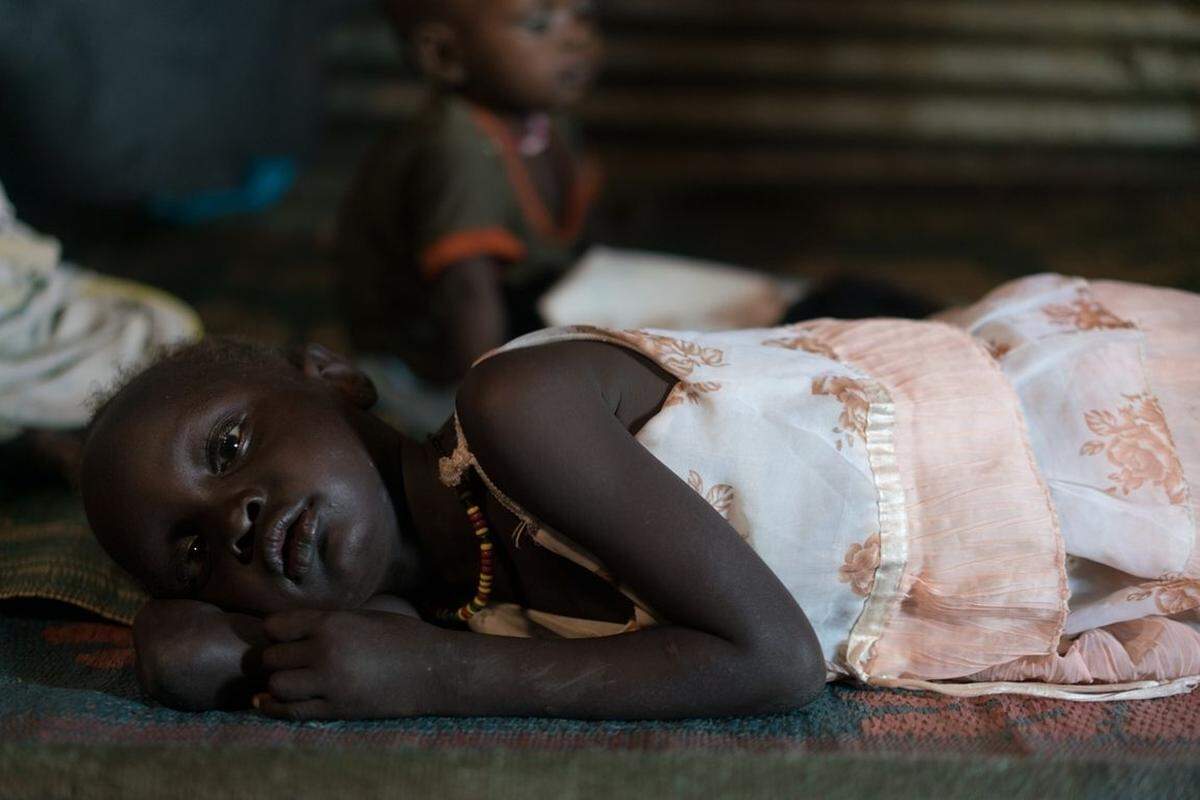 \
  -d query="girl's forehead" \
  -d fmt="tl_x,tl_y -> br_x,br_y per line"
85,363 -> 329,506
85,375 -> 241,504
114,354 -> 299,422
